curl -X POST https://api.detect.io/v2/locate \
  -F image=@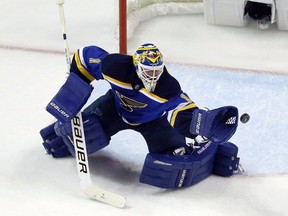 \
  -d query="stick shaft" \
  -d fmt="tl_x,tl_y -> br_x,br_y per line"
57,1 -> 71,72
